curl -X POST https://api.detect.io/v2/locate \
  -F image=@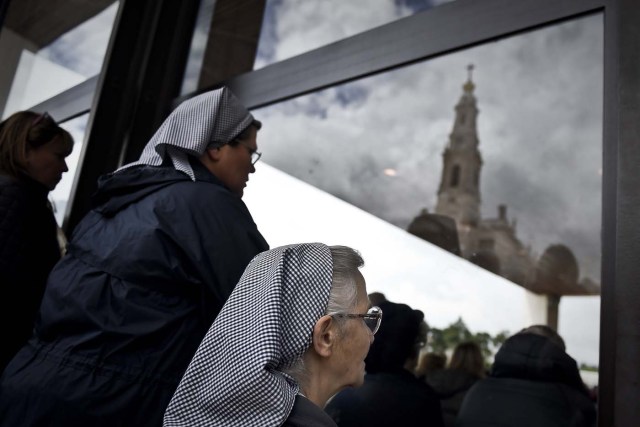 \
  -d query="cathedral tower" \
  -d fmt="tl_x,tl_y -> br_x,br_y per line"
435,65 -> 483,228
